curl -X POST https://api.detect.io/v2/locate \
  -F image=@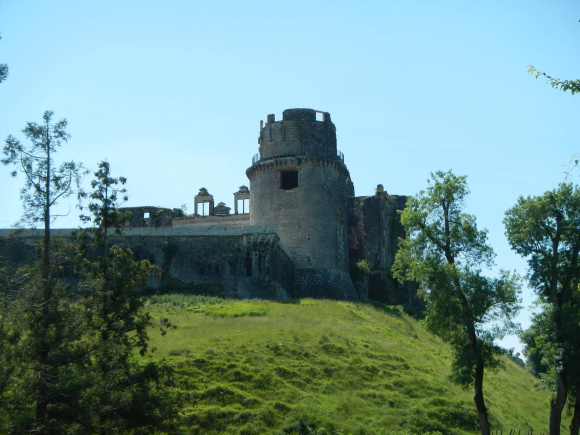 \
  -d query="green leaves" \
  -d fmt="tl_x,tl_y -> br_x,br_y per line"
71,163 -> 175,432
504,183 -> 580,293
505,182 -> 580,433
0,33 -> 7,84
393,170 -> 521,431
79,160 -> 128,241
527,65 -> 580,96
2,111 -> 86,229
